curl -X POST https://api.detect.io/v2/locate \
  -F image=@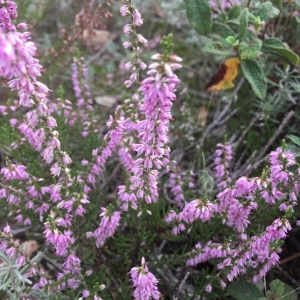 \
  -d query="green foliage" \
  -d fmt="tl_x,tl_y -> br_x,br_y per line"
227,281 -> 265,300
212,22 -> 235,39
203,41 -> 233,55
238,8 -> 249,40
269,279 -> 285,298
280,283 -> 298,300
1,0 -> 300,299
239,35 -> 262,60
287,135 -> 300,147
183,0 -> 298,99
228,5 -> 241,19
185,0 -> 212,36
262,38 -> 299,66
266,279 -> 298,300
241,60 -> 267,99
0,251 -> 47,299
257,1 -> 280,21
